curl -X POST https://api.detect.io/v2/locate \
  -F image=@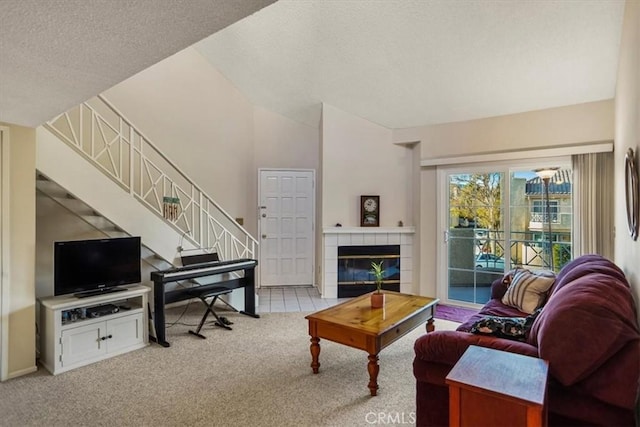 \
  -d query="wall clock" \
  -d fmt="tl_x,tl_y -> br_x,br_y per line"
360,195 -> 380,227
